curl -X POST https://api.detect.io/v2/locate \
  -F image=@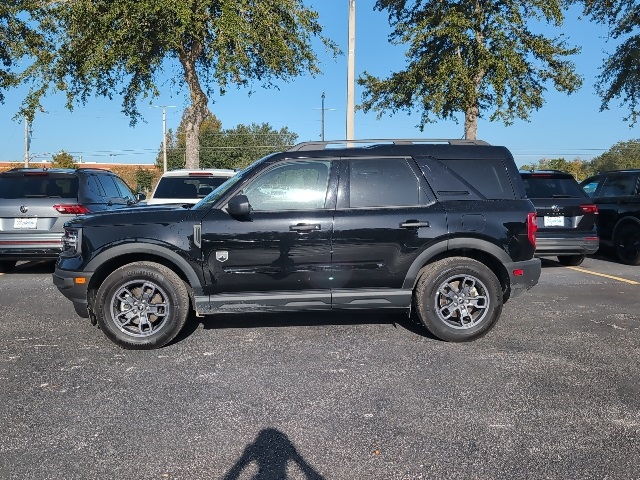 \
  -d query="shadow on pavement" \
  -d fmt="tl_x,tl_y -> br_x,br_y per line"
223,428 -> 325,480
172,309 -> 435,345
